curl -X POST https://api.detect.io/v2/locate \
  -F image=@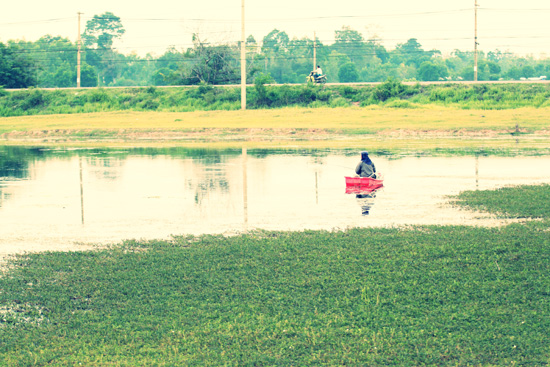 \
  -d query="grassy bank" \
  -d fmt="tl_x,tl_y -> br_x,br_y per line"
1,184 -> 549,366
2,82 -> 550,117
2,81 -> 549,149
